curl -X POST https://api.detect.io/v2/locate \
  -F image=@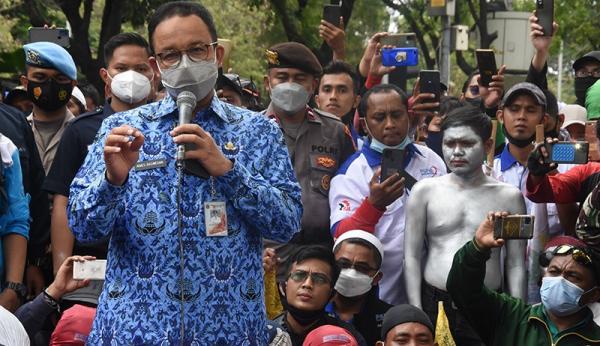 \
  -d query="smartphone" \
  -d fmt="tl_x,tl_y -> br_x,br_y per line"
419,70 -> 441,112
28,27 -> 70,47
586,121 -> 600,161
381,149 -> 418,190
382,48 -> 419,67
536,0 -> 554,36
493,215 -> 535,239
381,149 -> 404,182
545,141 -> 589,165
73,260 -> 107,280
323,4 -> 342,28
476,49 -> 497,87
